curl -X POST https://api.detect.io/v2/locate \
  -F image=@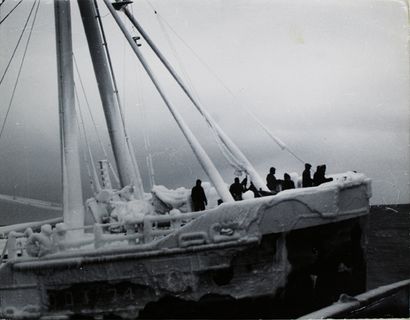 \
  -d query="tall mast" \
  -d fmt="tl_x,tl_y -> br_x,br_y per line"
54,0 -> 84,231
104,0 -> 234,203
77,0 -> 144,198
121,7 -> 269,192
